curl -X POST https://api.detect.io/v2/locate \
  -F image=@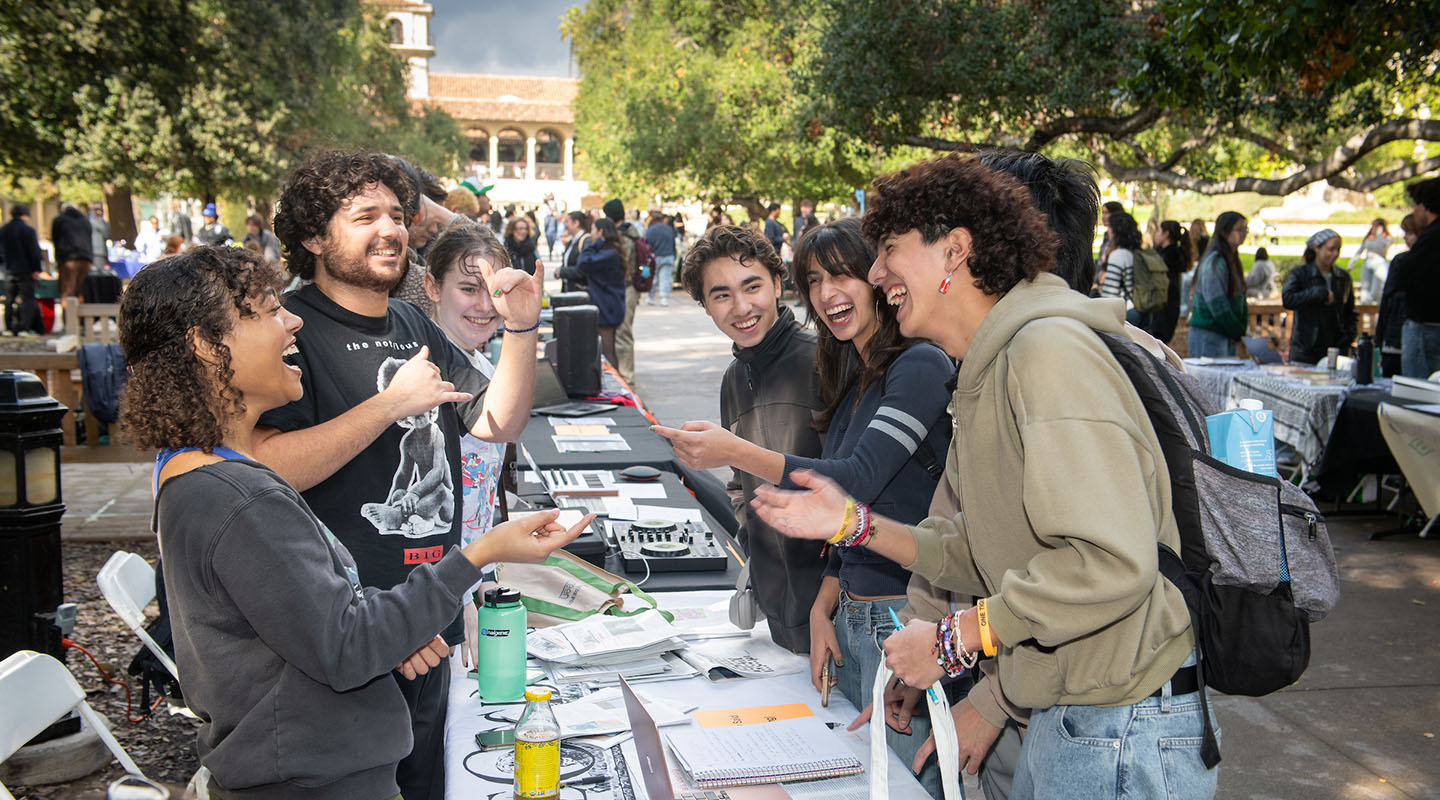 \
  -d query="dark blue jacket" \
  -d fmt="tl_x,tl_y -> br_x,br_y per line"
644,223 -> 677,259
574,241 -> 627,327
781,342 -> 954,598
0,217 -> 43,276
